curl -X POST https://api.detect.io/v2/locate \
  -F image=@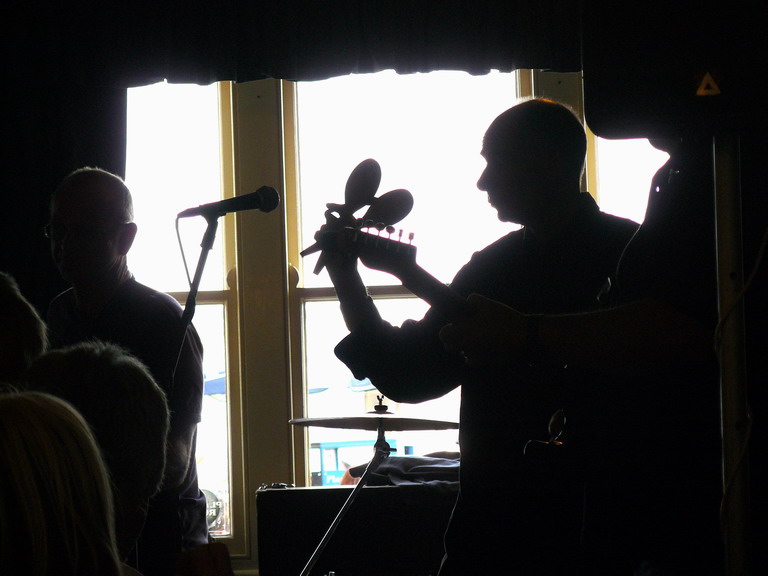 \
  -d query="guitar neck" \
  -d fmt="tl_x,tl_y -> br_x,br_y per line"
344,226 -> 471,321
398,265 -> 471,322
